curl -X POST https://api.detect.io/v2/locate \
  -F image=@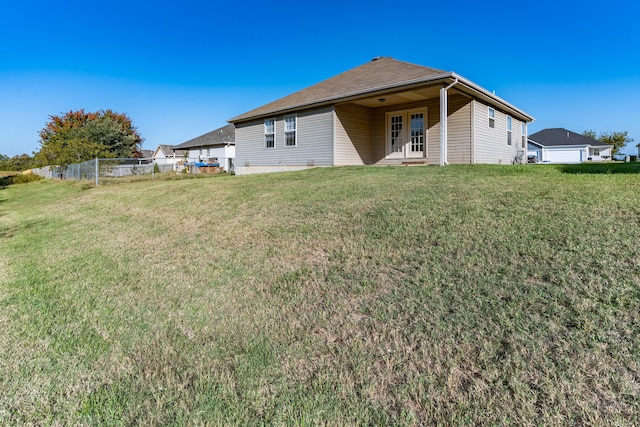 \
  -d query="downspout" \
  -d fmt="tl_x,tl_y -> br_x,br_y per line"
439,78 -> 459,166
